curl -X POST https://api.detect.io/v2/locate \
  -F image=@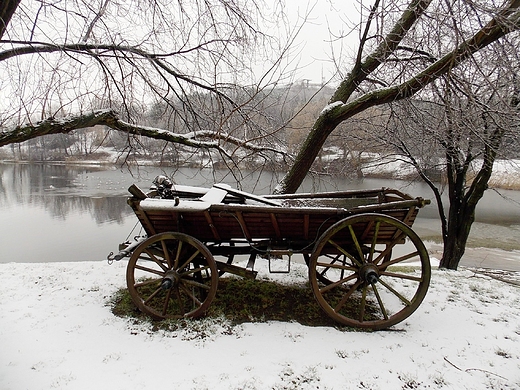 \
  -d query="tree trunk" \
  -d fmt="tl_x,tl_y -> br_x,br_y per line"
439,124 -> 504,269
439,192 -> 476,270
441,222 -> 473,270
0,0 -> 20,39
